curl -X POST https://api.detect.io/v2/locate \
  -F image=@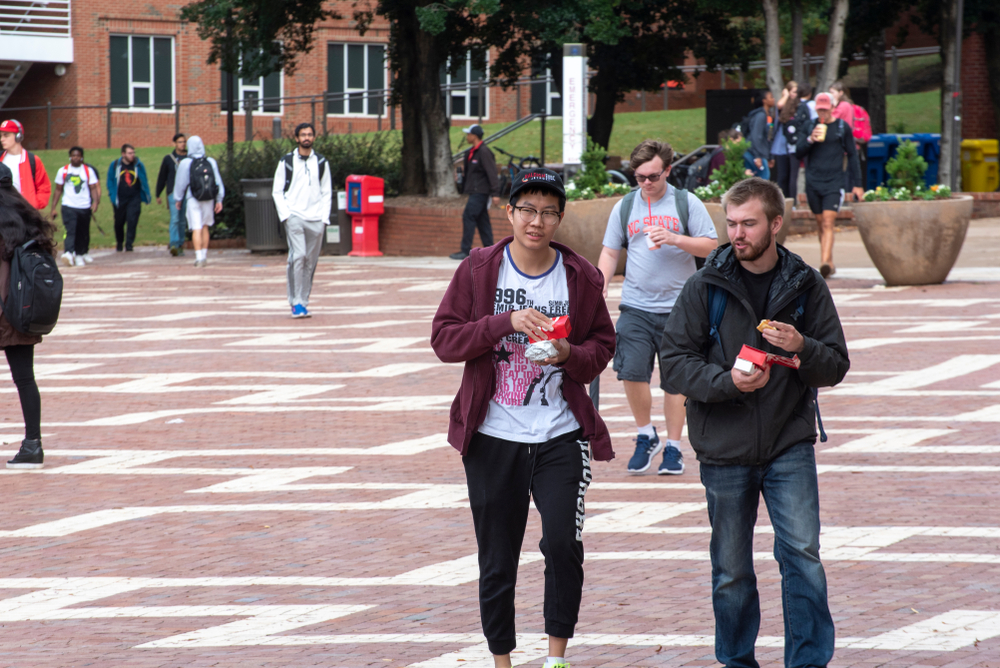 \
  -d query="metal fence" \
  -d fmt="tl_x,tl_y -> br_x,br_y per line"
0,75 -> 556,151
